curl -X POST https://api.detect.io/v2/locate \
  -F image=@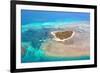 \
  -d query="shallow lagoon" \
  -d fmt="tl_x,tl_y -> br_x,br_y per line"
21,22 -> 90,63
